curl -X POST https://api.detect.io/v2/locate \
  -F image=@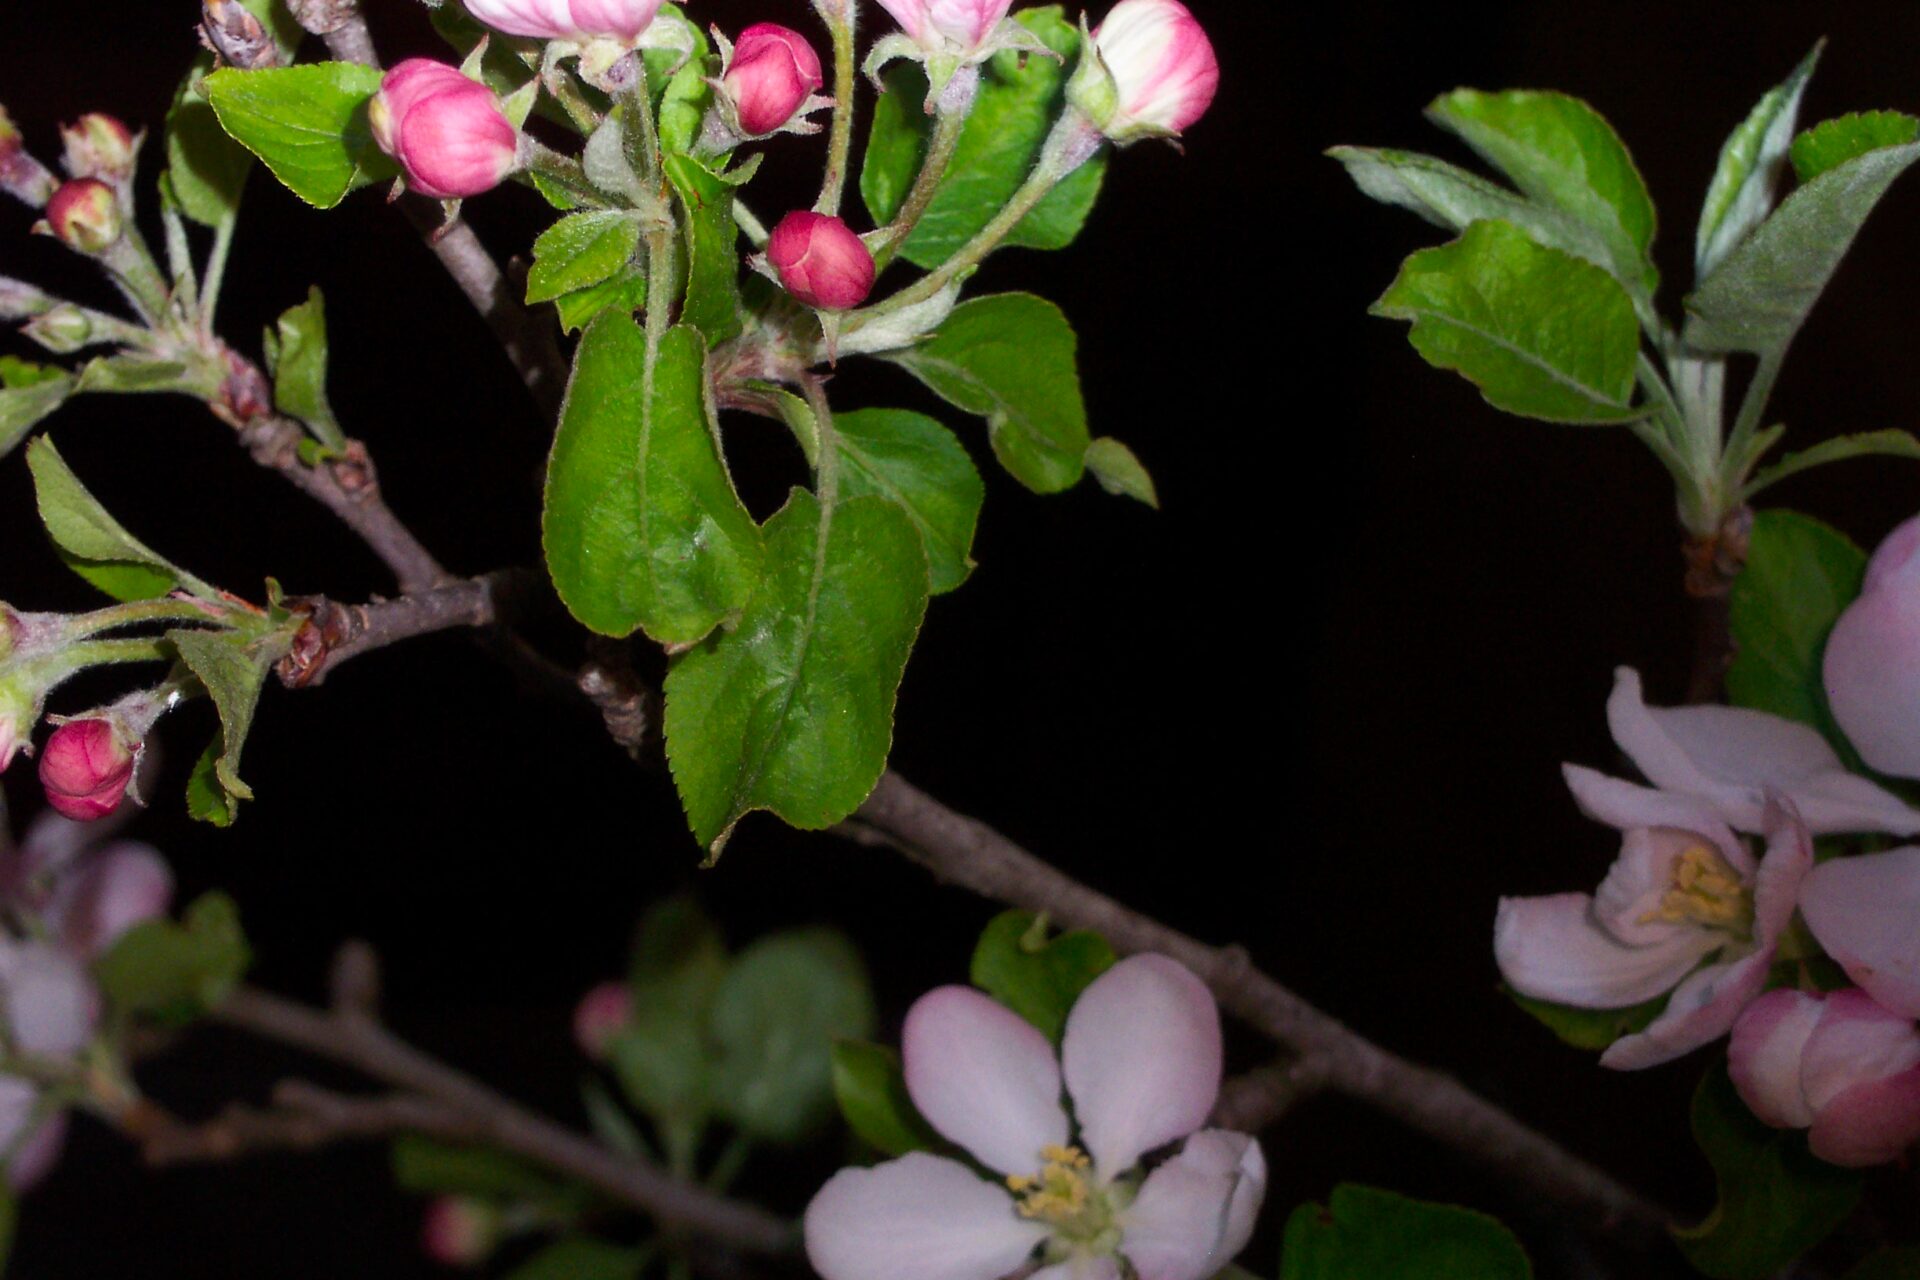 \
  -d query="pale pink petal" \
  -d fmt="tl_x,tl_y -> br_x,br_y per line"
0,941 -> 95,1057
1495,894 -> 1720,1008
1561,766 -> 1752,875
1826,514 -> 1920,780
902,986 -> 1068,1175
1808,1068 -> 1920,1166
873,0 -> 929,41
463,0 -> 574,40
52,842 -> 172,959
567,0 -> 664,43
1728,989 -> 1822,1128
1061,955 -> 1222,1179
1120,1130 -> 1264,1280
1801,988 -> 1920,1111
7,1109 -> 66,1191
1600,950 -> 1772,1070
0,1078 -> 37,1156
1749,800 -> 1814,949
1030,1261 -> 1124,1280
1593,827 -> 1718,946
1801,847 -> 1920,1018
803,1153 -> 1046,1280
